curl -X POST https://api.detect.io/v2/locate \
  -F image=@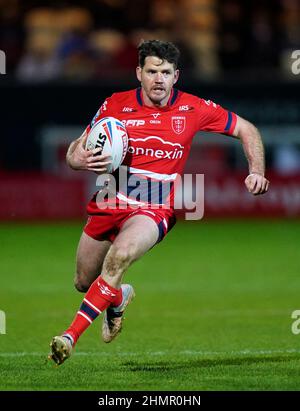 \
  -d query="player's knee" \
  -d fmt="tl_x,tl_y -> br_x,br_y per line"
74,275 -> 91,293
